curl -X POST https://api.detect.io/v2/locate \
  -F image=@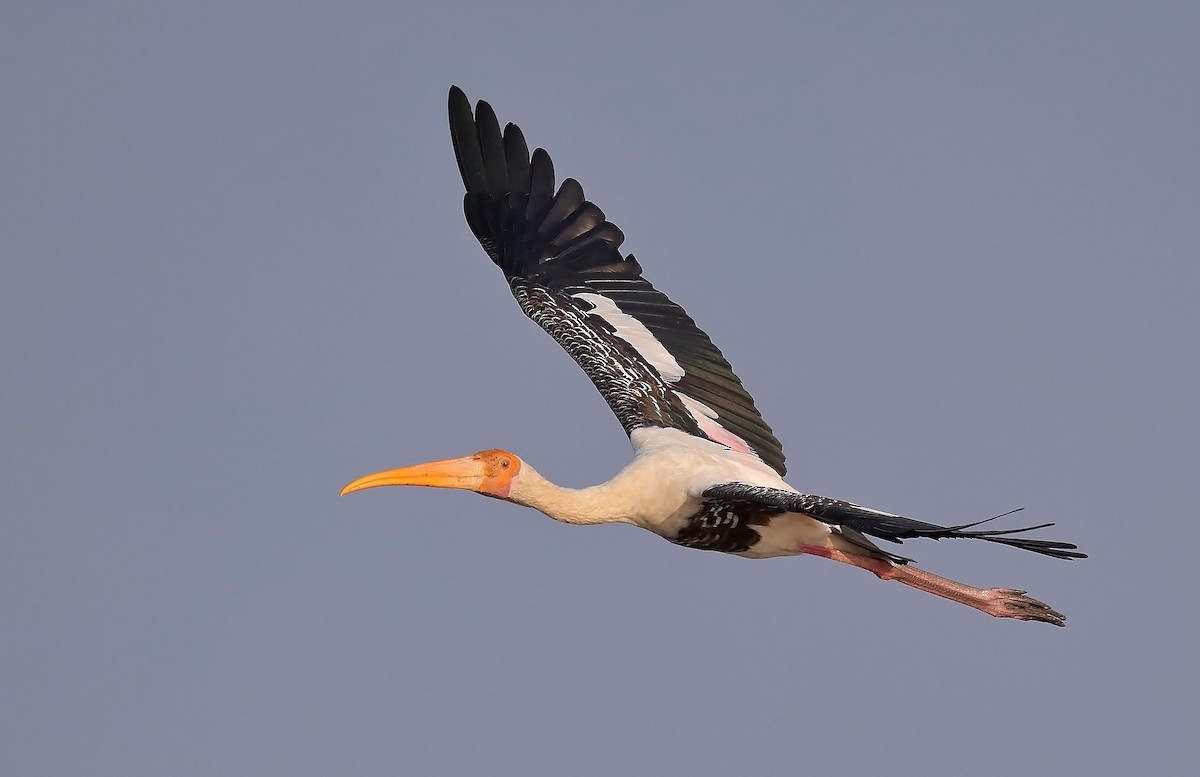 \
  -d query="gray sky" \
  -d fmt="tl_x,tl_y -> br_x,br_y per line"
4,2 -> 1198,775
